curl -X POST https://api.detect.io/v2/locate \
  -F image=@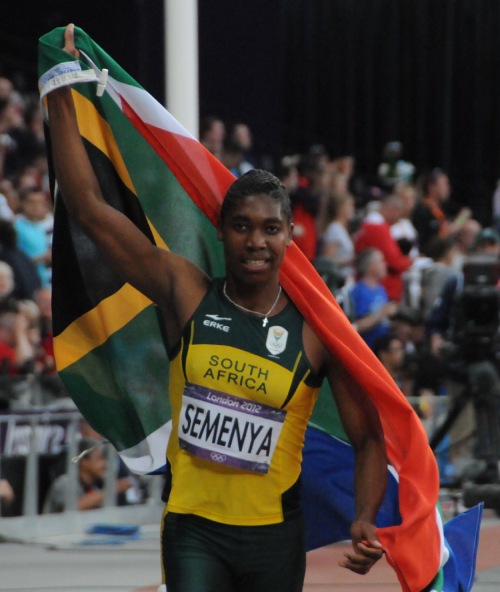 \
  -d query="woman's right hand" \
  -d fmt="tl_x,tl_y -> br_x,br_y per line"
64,23 -> 81,60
